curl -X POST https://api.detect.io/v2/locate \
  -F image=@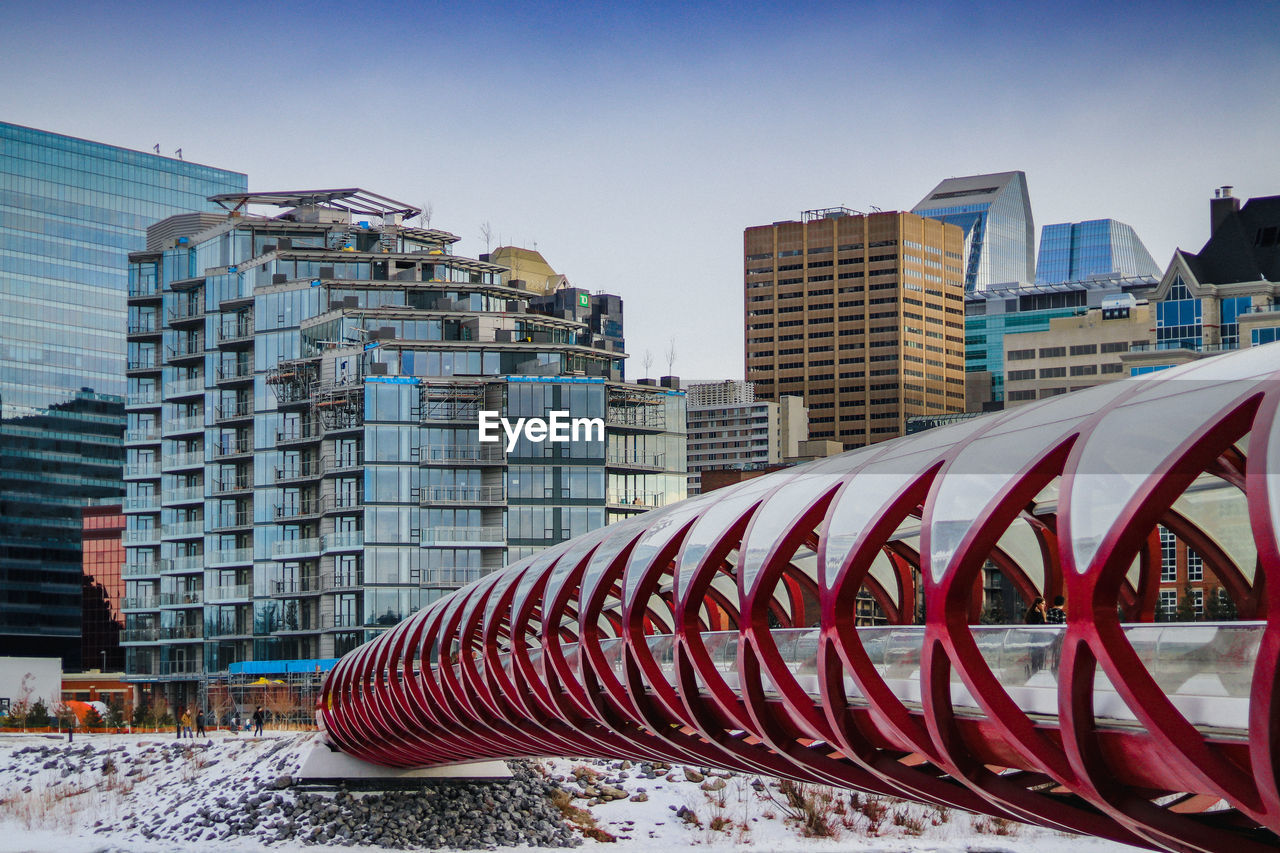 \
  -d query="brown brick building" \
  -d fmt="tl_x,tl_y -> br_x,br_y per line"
744,209 -> 967,448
